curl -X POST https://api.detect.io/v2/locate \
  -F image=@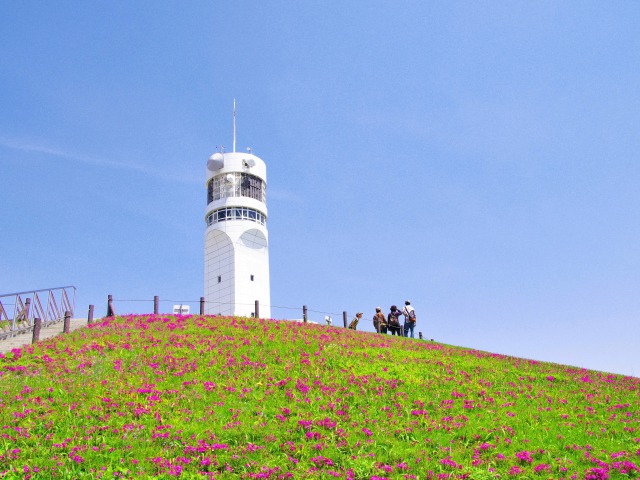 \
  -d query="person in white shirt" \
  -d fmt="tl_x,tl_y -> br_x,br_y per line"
402,300 -> 416,338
